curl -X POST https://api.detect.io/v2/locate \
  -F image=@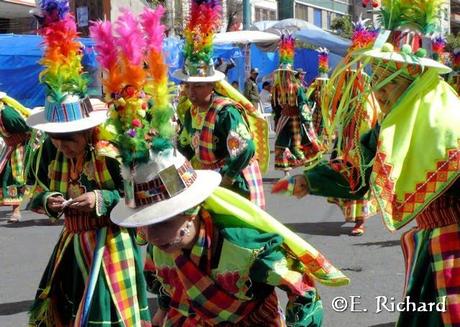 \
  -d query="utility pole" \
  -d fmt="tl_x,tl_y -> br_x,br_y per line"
243,0 -> 251,30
